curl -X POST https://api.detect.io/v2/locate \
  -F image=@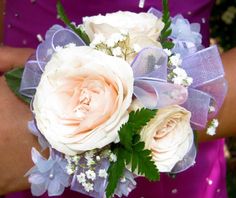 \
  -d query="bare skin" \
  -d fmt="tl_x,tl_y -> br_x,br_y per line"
0,47 -> 35,73
0,76 -> 37,193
